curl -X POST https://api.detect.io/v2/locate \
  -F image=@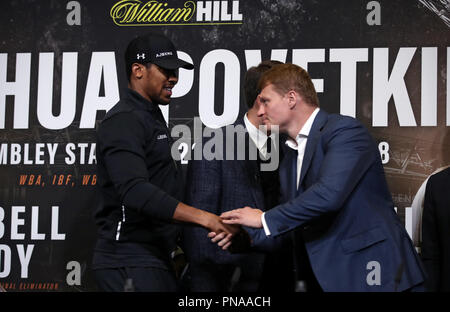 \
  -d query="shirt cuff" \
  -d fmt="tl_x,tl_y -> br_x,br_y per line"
261,212 -> 271,236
